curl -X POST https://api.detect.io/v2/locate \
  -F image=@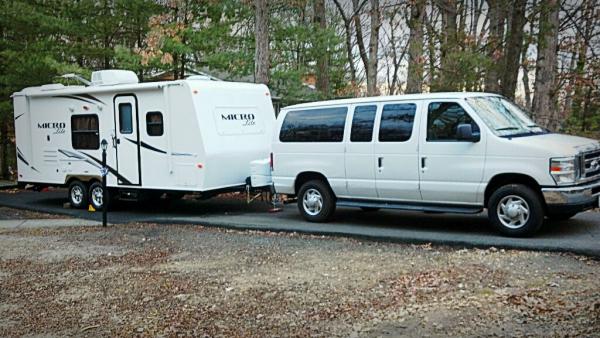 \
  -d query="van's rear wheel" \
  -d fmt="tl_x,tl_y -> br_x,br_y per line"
89,181 -> 109,210
488,184 -> 544,237
297,180 -> 335,222
68,180 -> 88,209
